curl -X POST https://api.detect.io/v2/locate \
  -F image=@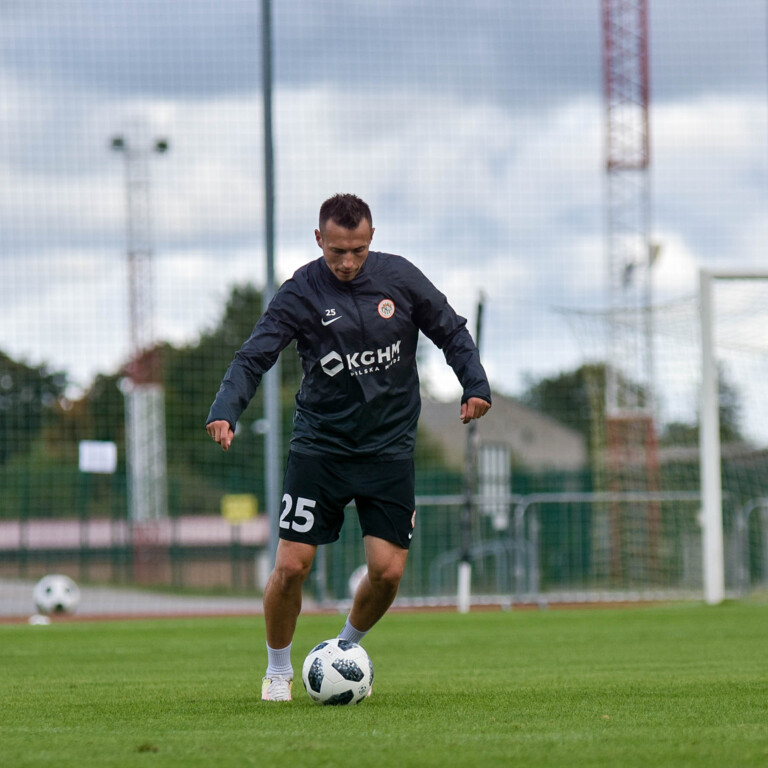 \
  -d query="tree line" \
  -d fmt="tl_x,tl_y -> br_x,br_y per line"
0,283 -> 746,519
